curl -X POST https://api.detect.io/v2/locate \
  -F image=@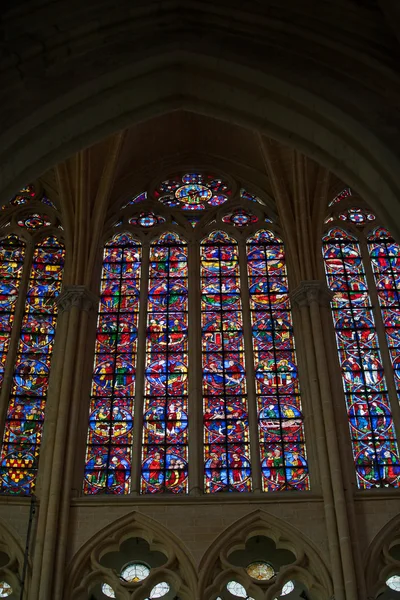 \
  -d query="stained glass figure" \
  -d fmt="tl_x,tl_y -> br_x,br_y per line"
121,191 -> 147,209
0,236 -> 25,390
155,173 -> 231,211
84,233 -> 141,494
338,208 -> 375,226
201,231 -> 251,492
0,237 -> 65,495
329,187 -> 352,206
247,230 -> 309,491
240,188 -> 264,205
128,212 -> 166,228
222,209 -> 258,228
142,232 -> 189,493
17,214 -> 51,230
323,227 -> 400,488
